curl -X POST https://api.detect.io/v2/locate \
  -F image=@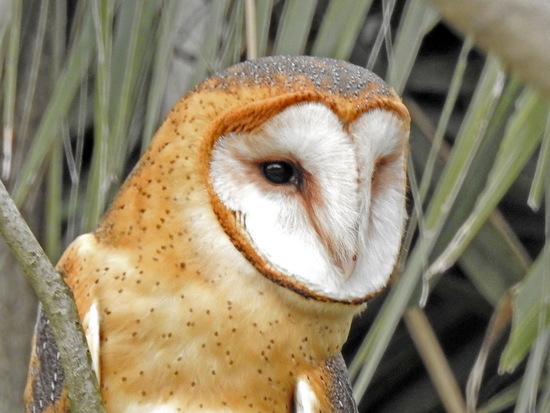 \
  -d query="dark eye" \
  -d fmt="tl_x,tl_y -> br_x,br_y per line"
260,161 -> 297,185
